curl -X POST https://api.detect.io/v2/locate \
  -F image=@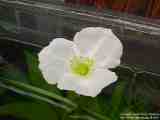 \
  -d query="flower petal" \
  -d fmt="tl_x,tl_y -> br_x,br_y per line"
74,27 -> 107,56
74,27 -> 123,68
39,57 -> 67,84
44,38 -> 79,61
38,38 -> 78,84
57,73 -> 80,91
75,69 -> 117,97
57,69 -> 117,97
92,30 -> 123,69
